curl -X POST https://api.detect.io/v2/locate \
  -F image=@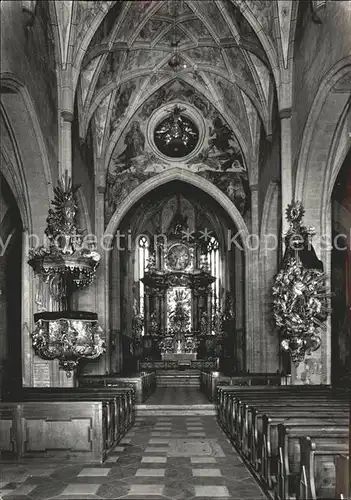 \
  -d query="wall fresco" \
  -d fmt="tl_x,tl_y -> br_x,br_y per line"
105,80 -> 250,225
